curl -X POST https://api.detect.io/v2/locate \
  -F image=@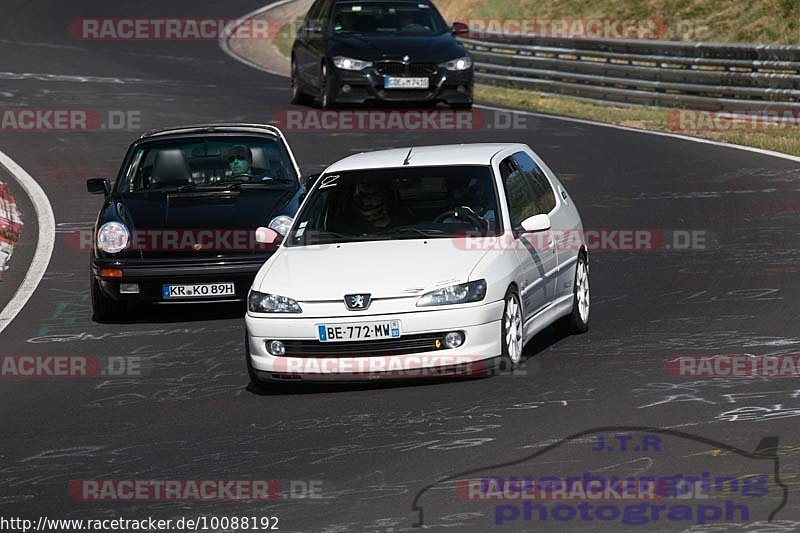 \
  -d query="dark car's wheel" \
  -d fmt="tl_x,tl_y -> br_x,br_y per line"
90,276 -> 126,322
556,252 -> 590,335
290,59 -> 311,105
319,62 -> 337,109
498,286 -> 524,372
